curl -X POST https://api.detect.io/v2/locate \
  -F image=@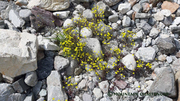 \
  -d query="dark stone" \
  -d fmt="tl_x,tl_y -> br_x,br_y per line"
31,7 -> 63,31
36,51 -> 55,80
155,37 -> 177,55
149,67 -> 177,97
12,78 -> 30,93
163,16 -> 173,26
136,21 -> 152,34
106,69 -> 115,80
148,17 -> 156,26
